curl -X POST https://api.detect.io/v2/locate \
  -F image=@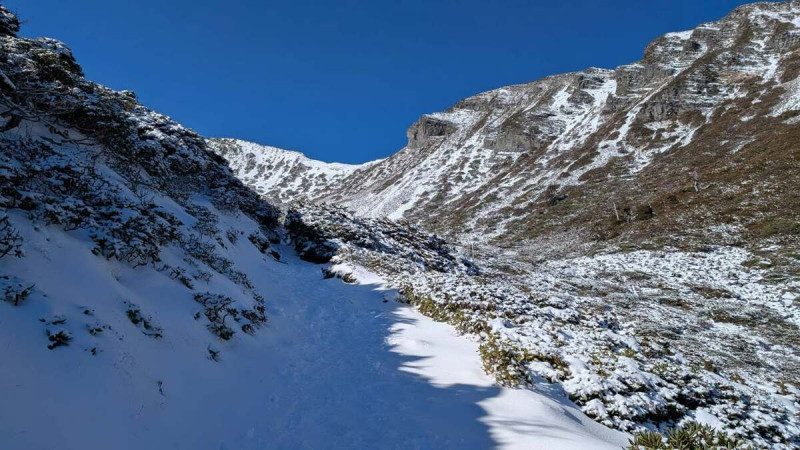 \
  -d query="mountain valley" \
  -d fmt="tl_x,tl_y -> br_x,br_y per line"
1,2 -> 799,449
